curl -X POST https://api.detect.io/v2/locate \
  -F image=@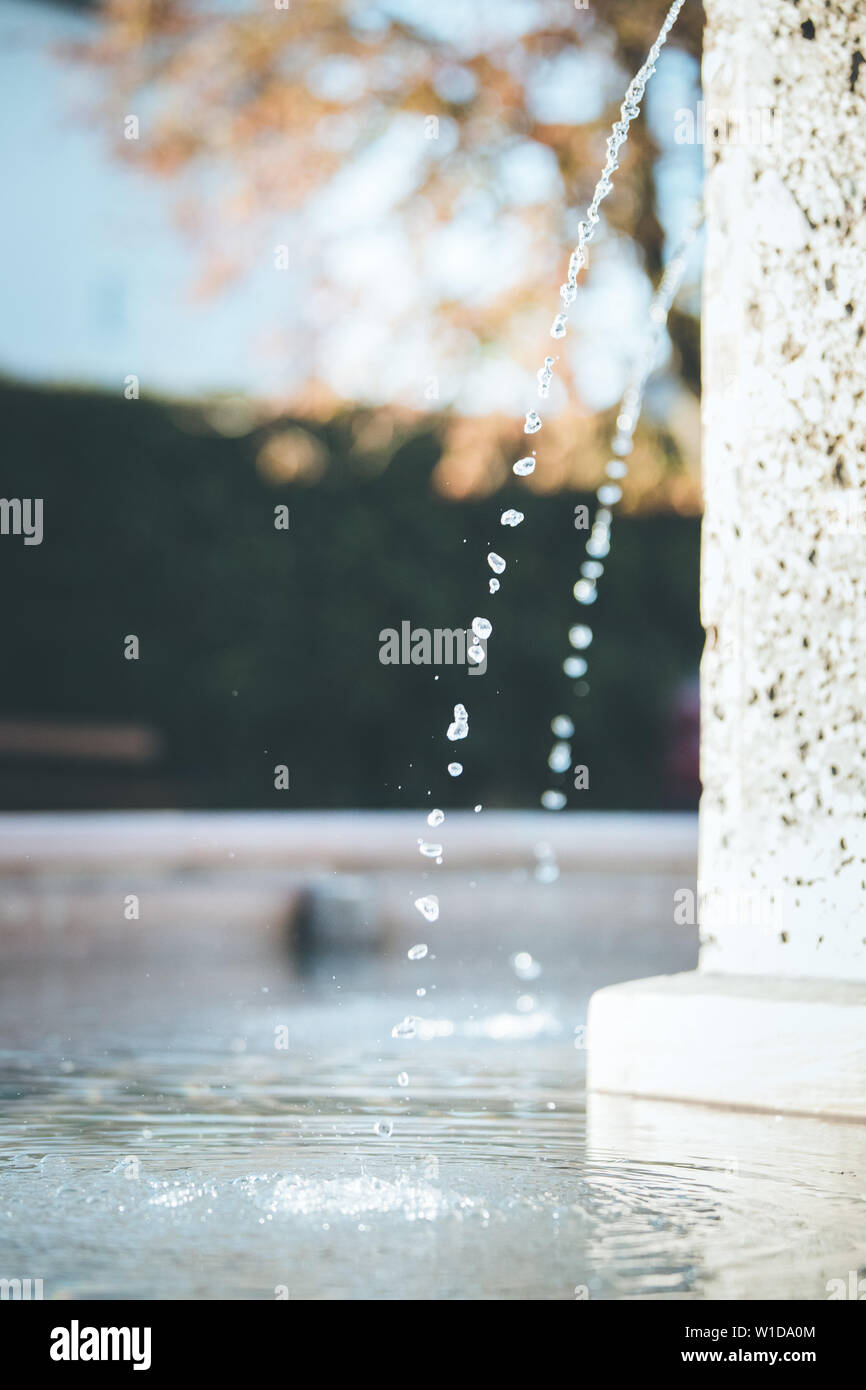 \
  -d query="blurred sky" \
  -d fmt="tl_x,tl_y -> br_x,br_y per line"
0,0 -> 702,411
